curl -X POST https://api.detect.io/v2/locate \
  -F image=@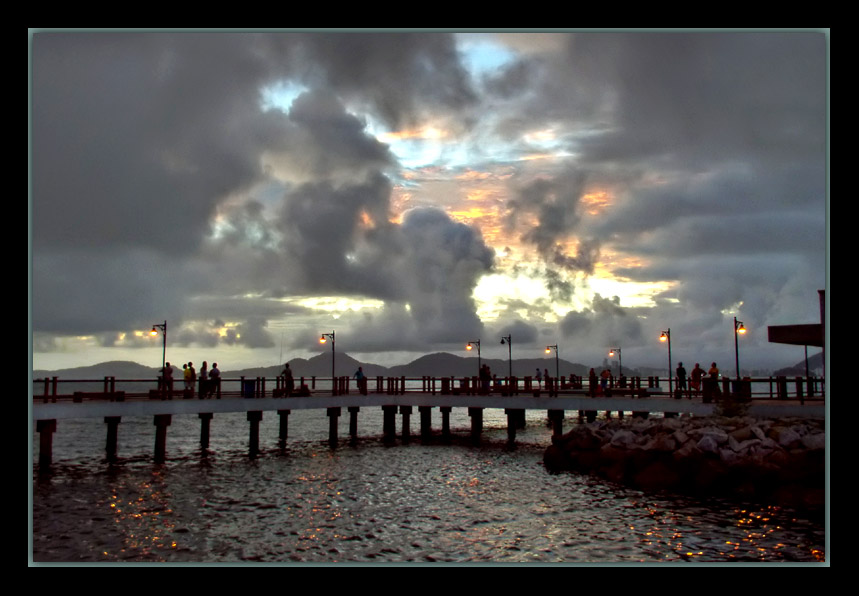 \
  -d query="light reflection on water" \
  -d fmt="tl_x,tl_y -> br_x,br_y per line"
32,409 -> 826,564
